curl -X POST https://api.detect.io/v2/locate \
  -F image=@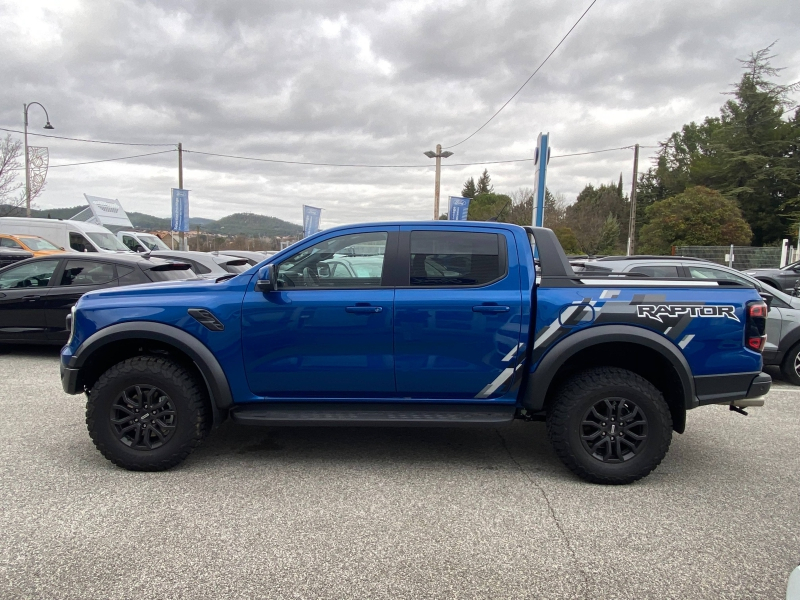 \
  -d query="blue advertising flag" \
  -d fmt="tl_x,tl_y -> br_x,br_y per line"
303,205 -> 322,238
171,188 -> 190,232
448,196 -> 471,221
